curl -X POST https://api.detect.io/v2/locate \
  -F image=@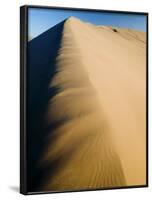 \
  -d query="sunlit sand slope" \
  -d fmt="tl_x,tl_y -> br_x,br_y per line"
36,17 -> 146,191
